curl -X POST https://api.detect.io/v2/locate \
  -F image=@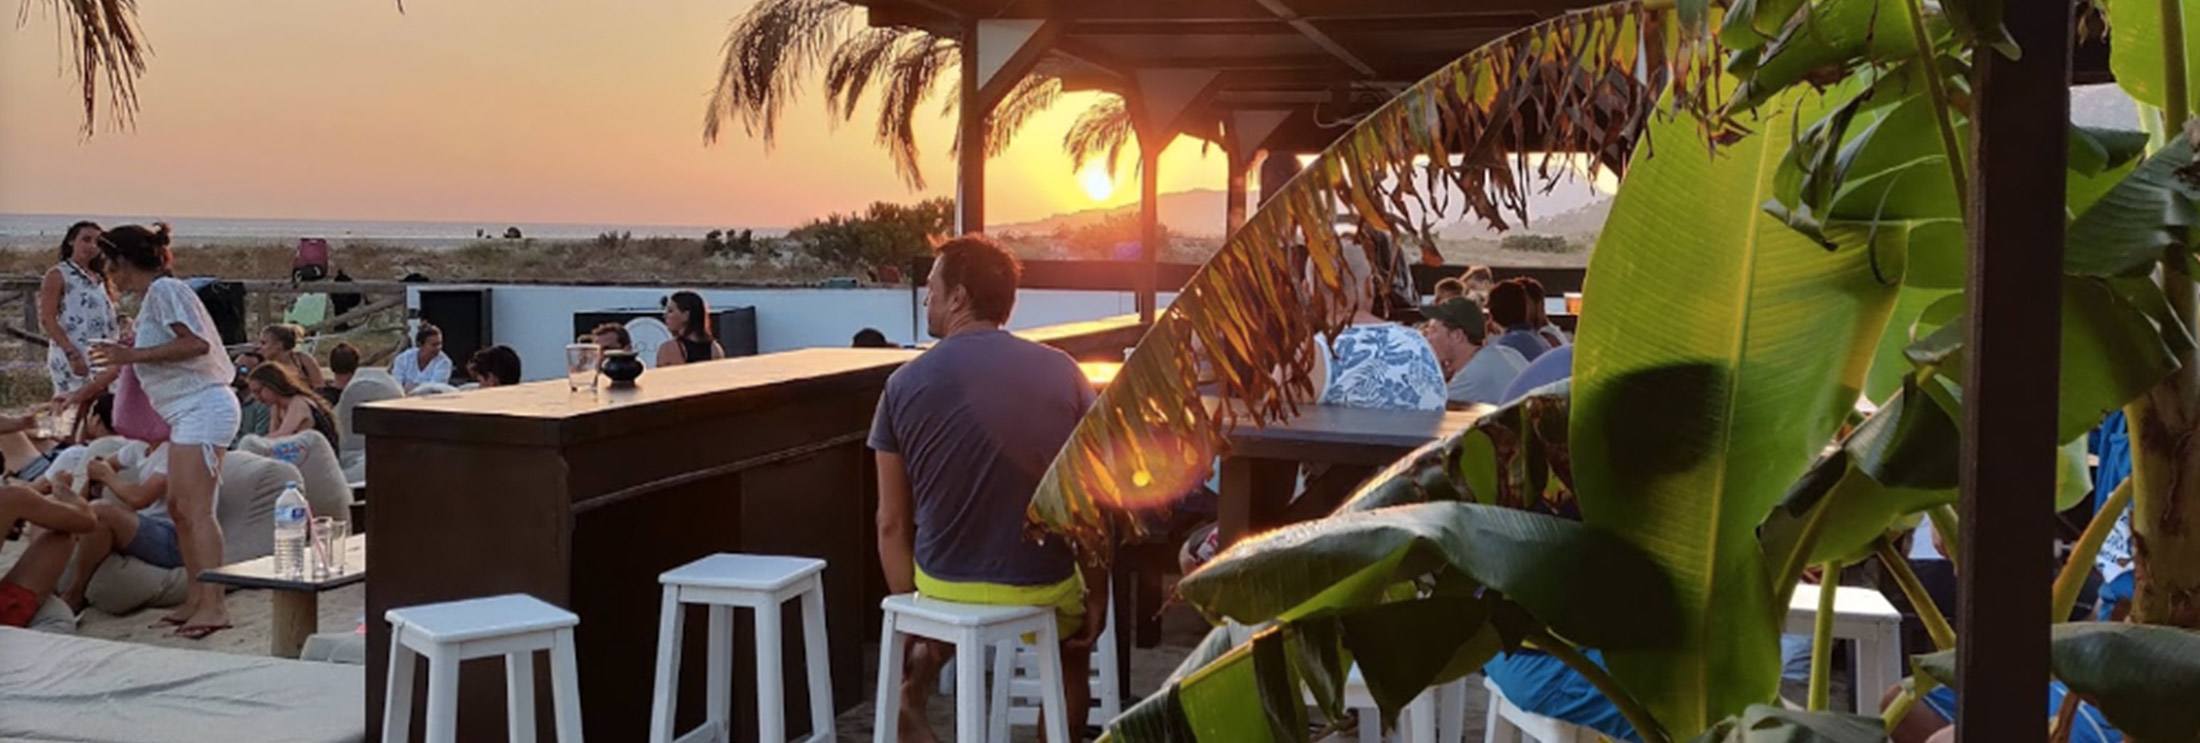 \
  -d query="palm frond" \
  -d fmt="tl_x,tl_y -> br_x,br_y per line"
1025,1 -> 1728,558
984,74 -> 1062,157
870,35 -> 955,190
703,0 -> 857,146
25,0 -> 149,132
1063,95 -> 1134,175
823,26 -> 914,124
